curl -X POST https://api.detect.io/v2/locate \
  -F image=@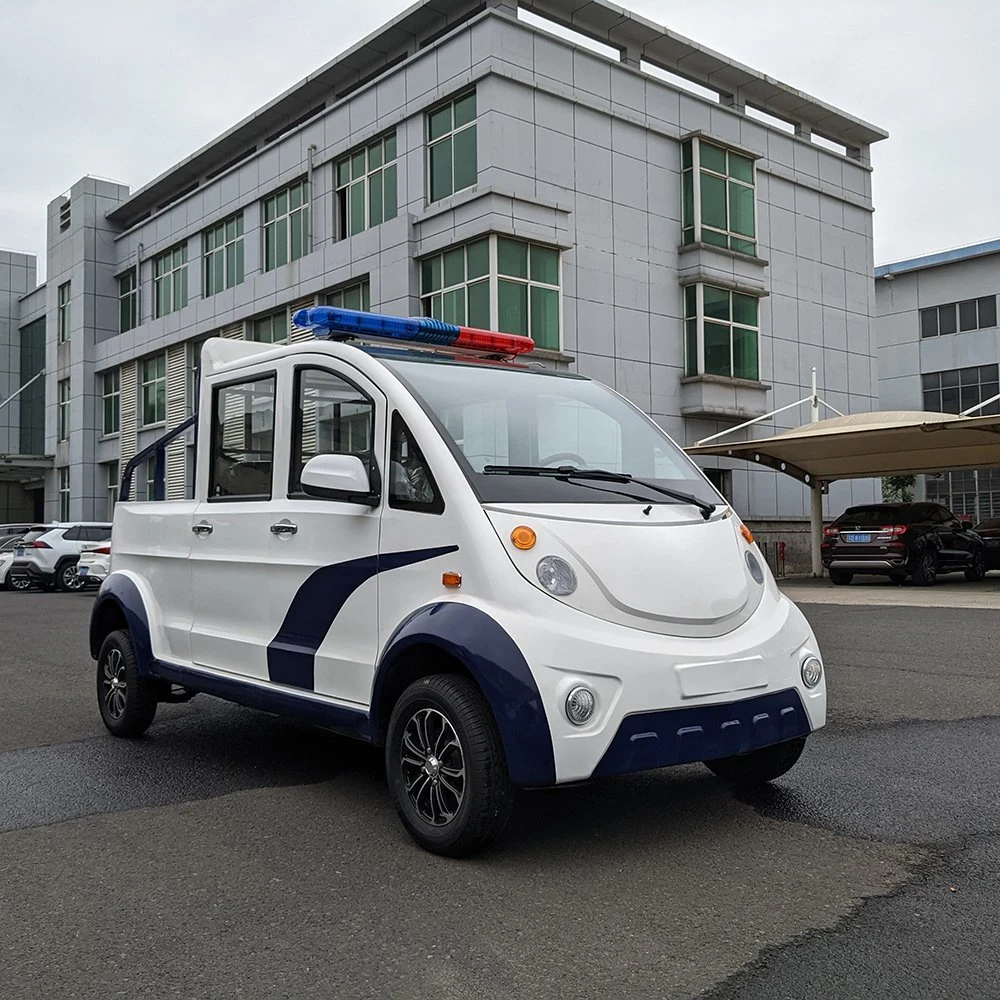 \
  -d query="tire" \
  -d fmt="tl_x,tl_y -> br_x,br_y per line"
8,573 -> 31,592
385,674 -> 513,858
911,549 -> 937,586
827,568 -> 853,586
56,560 -> 81,592
965,548 -> 987,582
97,630 -> 158,737
705,736 -> 807,786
